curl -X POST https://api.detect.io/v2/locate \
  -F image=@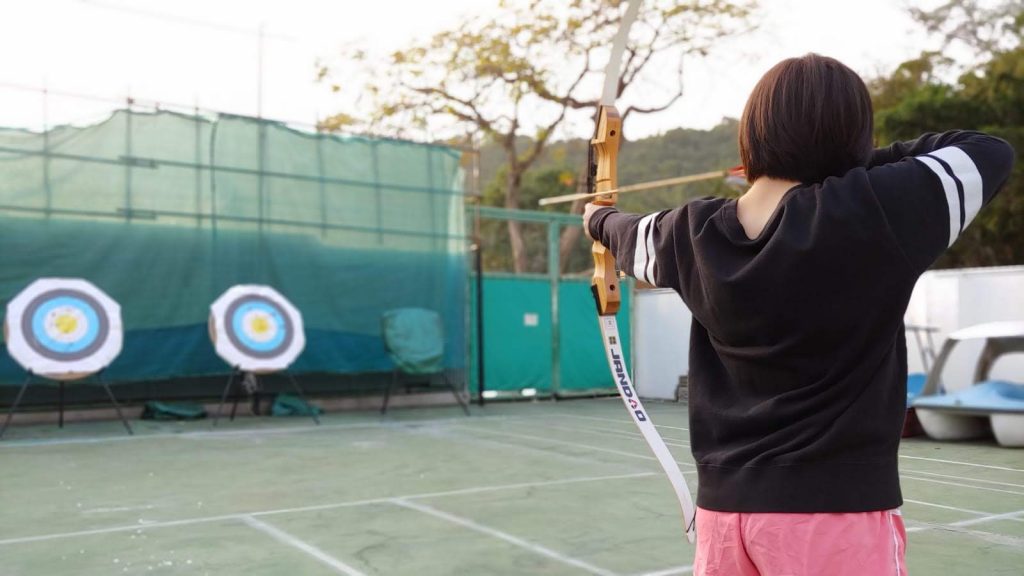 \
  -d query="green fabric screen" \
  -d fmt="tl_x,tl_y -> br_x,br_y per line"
472,276 -> 629,395
0,109 -> 467,384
